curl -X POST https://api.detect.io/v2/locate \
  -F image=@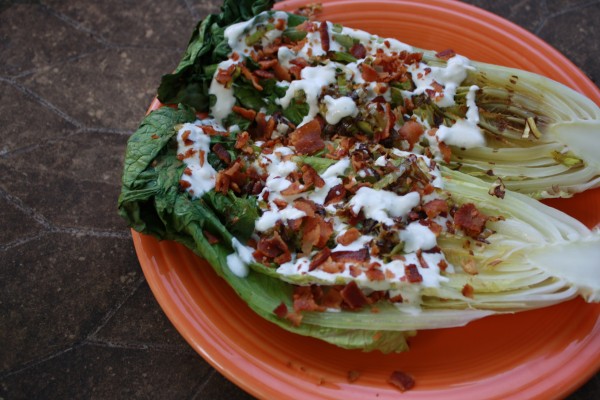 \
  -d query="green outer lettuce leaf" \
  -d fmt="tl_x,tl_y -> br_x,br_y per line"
118,103 -> 412,353
157,0 -> 275,110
